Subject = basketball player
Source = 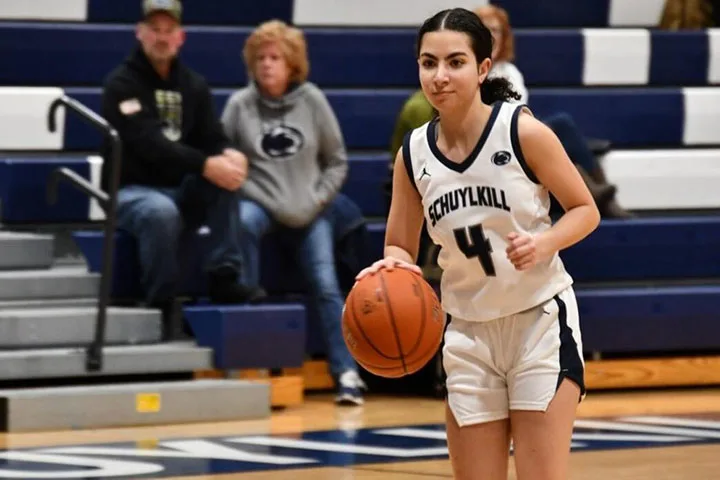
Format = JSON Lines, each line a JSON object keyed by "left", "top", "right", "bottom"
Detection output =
{"left": 356, "top": 8, "right": 599, "bottom": 480}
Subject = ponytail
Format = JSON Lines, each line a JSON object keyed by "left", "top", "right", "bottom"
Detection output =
{"left": 480, "top": 76, "right": 521, "bottom": 104}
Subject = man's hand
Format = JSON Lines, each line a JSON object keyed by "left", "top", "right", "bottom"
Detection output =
{"left": 202, "top": 155, "right": 246, "bottom": 191}
{"left": 223, "top": 148, "right": 248, "bottom": 172}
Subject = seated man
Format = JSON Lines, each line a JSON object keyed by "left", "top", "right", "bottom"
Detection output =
{"left": 101, "top": 0, "right": 263, "bottom": 337}
{"left": 221, "top": 20, "right": 366, "bottom": 406}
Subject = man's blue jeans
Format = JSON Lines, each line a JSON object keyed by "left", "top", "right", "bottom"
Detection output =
{"left": 238, "top": 198, "right": 356, "bottom": 379}
{"left": 116, "top": 175, "right": 243, "bottom": 305}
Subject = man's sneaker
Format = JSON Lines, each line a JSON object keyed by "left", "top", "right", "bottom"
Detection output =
{"left": 335, "top": 370, "right": 367, "bottom": 406}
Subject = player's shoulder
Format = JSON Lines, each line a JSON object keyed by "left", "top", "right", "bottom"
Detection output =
{"left": 406, "top": 118, "right": 435, "bottom": 144}
{"left": 399, "top": 120, "right": 435, "bottom": 167}
{"left": 515, "top": 106, "right": 553, "bottom": 145}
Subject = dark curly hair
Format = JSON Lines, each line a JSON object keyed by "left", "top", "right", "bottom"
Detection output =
{"left": 416, "top": 8, "right": 521, "bottom": 105}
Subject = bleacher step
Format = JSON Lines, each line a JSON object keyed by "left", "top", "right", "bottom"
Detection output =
{"left": 0, "top": 231, "right": 54, "bottom": 270}
{"left": 0, "top": 379, "right": 270, "bottom": 432}
{"left": 0, "top": 297, "right": 97, "bottom": 309}
{"left": 0, "top": 267, "right": 98, "bottom": 300}
{"left": 0, "top": 343, "right": 212, "bottom": 380}
{"left": 0, "top": 306, "right": 161, "bottom": 348}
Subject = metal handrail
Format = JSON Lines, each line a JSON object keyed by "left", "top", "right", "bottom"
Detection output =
{"left": 47, "top": 95, "right": 122, "bottom": 372}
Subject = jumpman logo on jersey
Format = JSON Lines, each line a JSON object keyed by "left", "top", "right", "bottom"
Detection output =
{"left": 418, "top": 166, "right": 431, "bottom": 181}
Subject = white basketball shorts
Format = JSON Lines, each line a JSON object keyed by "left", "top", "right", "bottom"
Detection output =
{"left": 443, "top": 286, "right": 585, "bottom": 427}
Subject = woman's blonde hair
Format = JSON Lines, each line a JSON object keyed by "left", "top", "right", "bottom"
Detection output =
{"left": 243, "top": 20, "right": 310, "bottom": 84}
{"left": 474, "top": 5, "right": 515, "bottom": 62}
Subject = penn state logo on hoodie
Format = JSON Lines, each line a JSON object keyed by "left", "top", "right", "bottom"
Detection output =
{"left": 259, "top": 122, "right": 305, "bottom": 158}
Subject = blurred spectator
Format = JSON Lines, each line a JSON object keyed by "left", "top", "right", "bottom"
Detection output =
{"left": 221, "top": 20, "right": 366, "bottom": 406}
{"left": 101, "top": 0, "right": 263, "bottom": 339}
{"left": 660, "top": 0, "right": 715, "bottom": 28}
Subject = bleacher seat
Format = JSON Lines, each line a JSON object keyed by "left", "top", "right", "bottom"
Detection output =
{"left": 291, "top": 0, "right": 668, "bottom": 28}
{"left": 34, "top": 0, "right": 664, "bottom": 29}
{"left": 491, "top": 0, "right": 667, "bottom": 28}
{"left": 70, "top": 217, "right": 720, "bottom": 358}
{"left": 0, "top": 153, "right": 390, "bottom": 223}
{"left": 1, "top": 25, "right": 718, "bottom": 88}
{"left": 0, "top": 155, "right": 102, "bottom": 224}
{"left": 57, "top": 86, "right": 720, "bottom": 151}
{"left": 4, "top": 0, "right": 663, "bottom": 28}
{"left": 365, "top": 218, "right": 720, "bottom": 284}
{"left": 70, "top": 215, "right": 720, "bottom": 297}
{"left": 86, "top": 0, "right": 294, "bottom": 26}
{"left": 4, "top": 149, "right": 720, "bottom": 225}
{"left": 578, "top": 284, "right": 720, "bottom": 354}
{"left": 184, "top": 303, "right": 307, "bottom": 370}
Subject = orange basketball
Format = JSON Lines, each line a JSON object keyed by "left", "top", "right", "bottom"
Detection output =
{"left": 342, "top": 267, "right": 445, "bottom": 378}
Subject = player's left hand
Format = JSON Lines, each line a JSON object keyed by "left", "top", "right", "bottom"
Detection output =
{"left": 505, "top": 231, "right": 549, "bottom": 271}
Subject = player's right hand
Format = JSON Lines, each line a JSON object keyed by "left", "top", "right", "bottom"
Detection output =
{"left": 355, "top": 256, "right": 422, "bottom": 281}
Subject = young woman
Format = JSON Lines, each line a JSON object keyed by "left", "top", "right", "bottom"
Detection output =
{"left": 357, "top": 8, "right": 600, "bottom": 480}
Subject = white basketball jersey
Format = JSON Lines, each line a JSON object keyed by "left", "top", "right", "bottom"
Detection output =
{"left": 404, "top": 101, "right": 573, "bottom": 323}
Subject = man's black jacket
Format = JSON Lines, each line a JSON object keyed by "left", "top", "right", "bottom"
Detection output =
{"left": 101, "top": 45, "right": 229, "bottom": 189}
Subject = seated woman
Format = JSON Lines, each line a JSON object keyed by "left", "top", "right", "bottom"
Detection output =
{"left": 221, "top": 20, "right": 366, "bottom": 406}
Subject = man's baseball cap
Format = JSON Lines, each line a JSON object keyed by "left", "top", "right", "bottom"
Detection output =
{"left": 142, "top": 0, "right": 182, "bottom": 22}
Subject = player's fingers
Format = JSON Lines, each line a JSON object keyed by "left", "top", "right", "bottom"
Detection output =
{"left": 511, "top": 235, "right": 533, "bottom": 249}
{"left": 354, "top": 266, "right": 375, "bottom": 280}
{"left": 516, "top": 260, "right": 535, "bottom": 271}
{"left": 506, "top": 235, "right": 530, "bottom": 254}
{"left": 396, "top": 261, "right": 423, "bottom": 275}
{"left": 355, "top": 259, "right": 388, "bottom": 279}
{"left": 514, "top": 255, "right": 536, "bottom": 271}
{"left": 507, "top": 244, "right": 535, "bottom": 261}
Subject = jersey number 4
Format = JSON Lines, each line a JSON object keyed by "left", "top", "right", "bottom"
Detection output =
{"left": 453, "top": 224, "right": 496, "bottom": 276}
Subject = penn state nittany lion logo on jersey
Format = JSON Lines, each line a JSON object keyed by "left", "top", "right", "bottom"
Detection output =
{"left": 491, "top": 150, "right": 512, "bottom": 166}
{"left": 259, "top": 124, "right": 304, "bottom": 158}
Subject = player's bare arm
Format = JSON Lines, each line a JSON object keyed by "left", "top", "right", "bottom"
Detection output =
{"left": 507, "top": 111, "right": 600, "bottom": 270}
{"left": 385, "top": 149, "right": 425, "bottom": 262}
{"left": 356, "top": 149, "right": 424, "bottom": 279}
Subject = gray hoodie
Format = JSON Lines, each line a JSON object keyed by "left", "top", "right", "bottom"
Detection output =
{"left": 221, "top": 81, "right": 348, "bottom": 228}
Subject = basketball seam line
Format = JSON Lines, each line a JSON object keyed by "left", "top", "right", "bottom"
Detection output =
{"left": 350, "top": 281, "right": 397, "bottom": 361}
{"left": 404, "top": 273, "right": 427, "bottom": 358}
{"left": 379, "top": 270, "right": 408, "bottom": 374}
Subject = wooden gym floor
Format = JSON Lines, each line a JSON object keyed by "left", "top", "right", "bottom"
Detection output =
{"left": 1, "top": 386, "right": 719, "bottom": 479}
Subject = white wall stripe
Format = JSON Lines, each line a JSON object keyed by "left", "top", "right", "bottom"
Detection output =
{"left": 708, "top": 29, "right": 720, "bottom": 84}
{"left": 293, "top": 0, "right": 488, "bottom": 26}
{"left": 582, "top": 29, "right": 650, "bottom": 85}
{"left": 683, "top": 87, "right": 720, "bottom": 145}
{"left": 604, "top": 148, "right": 720, "bottom": 210}
{"left": 0, "top": 87, "right": 65, "bottom": 150}
{"left": 0, "top": 0, "right": 87, "bottom": 21}
{"left": 87, "top": 155, "right": 106, "bottom": 222}
{"left": 608, "top": 0, "right": 666, "bottom": 26}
